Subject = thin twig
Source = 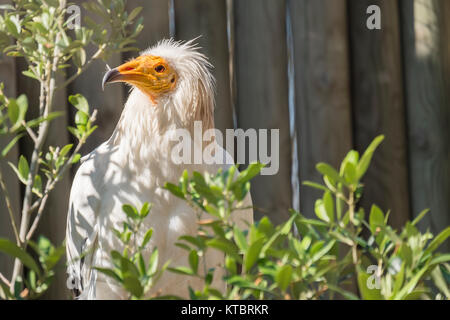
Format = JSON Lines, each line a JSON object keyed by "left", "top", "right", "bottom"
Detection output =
{"left": 20, "top": 120, "right": 38, "bottom": 143}
{"left": 0, "top": 271, "right": 10, "bottom": 287}
{"left": 56, "top": 45, "right": 106, "bottom": 90}
{"left": 26, "top": 193, "right": 48, "bottom": 242}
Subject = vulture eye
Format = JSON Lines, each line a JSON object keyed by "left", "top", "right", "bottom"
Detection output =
{"left": 155, "top": 65, "right": 165, "bottom": 73}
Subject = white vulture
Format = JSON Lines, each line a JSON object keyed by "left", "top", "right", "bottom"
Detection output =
{"left": 66, "top": 39, "right": 253, "bottom": 299}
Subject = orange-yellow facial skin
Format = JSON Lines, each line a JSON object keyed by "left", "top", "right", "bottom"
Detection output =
{"left": 115, "top": 55, "right": 177, "bottom": 104}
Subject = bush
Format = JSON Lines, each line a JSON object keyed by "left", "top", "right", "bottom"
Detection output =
{"left": 0, "top": 0, "right": 142, "bottom": 299}
{"left": 97, "top": 136, "right": 450, "bottom": 300}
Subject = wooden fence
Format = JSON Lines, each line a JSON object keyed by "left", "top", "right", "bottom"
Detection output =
{"left": 0, "top": 0, "right": 449, "bottom": 299}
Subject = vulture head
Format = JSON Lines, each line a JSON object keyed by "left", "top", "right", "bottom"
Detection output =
{"left": 103, "top": 39, "right": 215, "bottom": 134}
{"left": 100, "top": 39, "right": 217, "bottom": 166}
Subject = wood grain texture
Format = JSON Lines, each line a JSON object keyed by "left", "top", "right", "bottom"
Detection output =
{"left": 0, "top": 55, "right": 21, "bottom": 279}
{"left": 69, "top": 0, "right": 125, "bottom": 158}
{"left": 400, "top": 0, "right": 450, "bottom": 250}
{"left": 38, "top": 73, "right": 71, "bottom": 299}
{"left": 348, "top": 0, "right": 410, "bottom": 229}
{"left": 290, "top": 0, "right": 353, "bottom": 218}
{"left": 174, "top": 0, "right": 234, "bottom": 134}
{"left": 234, "top": 0, "right": 292, "bottom": 225}
{"left": 124, "top": 0, "right": 171, "bottom": 55}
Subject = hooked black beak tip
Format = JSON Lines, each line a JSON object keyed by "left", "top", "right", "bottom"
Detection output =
{"left": 102, "top": 68, "right": 120, "bottom": 91}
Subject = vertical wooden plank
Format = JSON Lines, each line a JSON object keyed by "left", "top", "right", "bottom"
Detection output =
{"left": 290, "top": 0, "right": 353, "bottom": 218}
{"left": 400, "top": 0, "right": 450, "bottom": 250}
{"left": 348, "top": 0, "right": 410, "bottom": 229}
{"left": 0, "top": 55, "right": 21, "bottom": 280}
{"left": 174, "top": 0, "right": 234, "bottom": 134}
{"left": 124, "top": 0, "right": 170, "bottom": 57}
{"left": 38, "top": 73, "right": 71, "bottom": 299}
{"left": 234, "top": 0, "right": 292, "bottom": 225}
{"left": 69, "top": 0, "right": 125, "bottom": 156}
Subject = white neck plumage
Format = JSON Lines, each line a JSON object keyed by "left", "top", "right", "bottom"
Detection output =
{"left": 110, "top": 84, "right": 215, "bottom": 168}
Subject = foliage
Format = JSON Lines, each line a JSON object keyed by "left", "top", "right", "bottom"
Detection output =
{"left": 99, "top": 136, "right": 450, "bottom": 300}
{"left": 0, "top": 0, "right": 142, "bottom": 299}
{"left": 0, "top": 235, "right": 64, "bottom": 299}
{"left": 94, "top": 203, "right": 169, "bottom": 300}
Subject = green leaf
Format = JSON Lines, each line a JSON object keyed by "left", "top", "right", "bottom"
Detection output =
{"left": 225, "top": 165, "right": 236, "bottom": 190}
{"left": 356, "top": 135, "right": 384, "bottom": 180}
{"left": 120, "top": 256, "right": 140, "bottom": 278}
{"left": 75, "top": 110, "right": 88, "bottom": 126}
{"left": 314, "top": 199, "right": 329, "bottom": 223}
{"left": 311, "top": 239, "right": 336, "bottom": 263}
{"left": 22, "top": 70, "right": 40, "bottom": 81}
{"left": 0, "top": 238, "right": 41, "bottom": 277}
{"left": 188, "top": 250, "right": 199, "bottom": 274}
{"left": 141, "top": 229, "right": 153, "bottom": 248}
{"left": 15, "top": 94, "right": 28, "bottom": 127}
{"left": 59, "top": 144, "right": 73, "bottom": 157}
{"left": 411, "top": 209, "right": 430, "bottom": 226}
{"left": 148, "top": 249, "right": 159, "bottom": 276}
{"left": 429, "top": 254, "right": 450, "bottom": 266}
{"left": 431, "top": 266, "right": 450, "bottom": 299}
{"left": 342, "top": 161, "right": 357, "bottom": 184}
{"left": 68, "top": 94, "right": 89, "bottom": 113}
{"left": 136, "top": 252, "right": 146, "bottom": 276}
{"left": 275, "top": 265, "right": 292, "bottom": 292}
{"left": 302, "top": 181, "right": 329, "bottom": 192}
{"left": 316, "top": 162, "right": 346, "bottom": 186}
{"left": 393, "top": 266, "right": 428, "bottom": 300}
{"left": 340, "top": 150, "right": 359, "bottom": 175}
{"left": 233, "top": 226, "right": 248, "bottom": 252}
{"left": 123, "top": 276, "right": 143, "bottom": 298}
{"left": 225, "top": 256, "right": 237, "bottom": 275}
{"left": 323, "top": 191, "right": 334, "bottom": 223}
{"left": 5, "top": 16, "right": 20, "bottom": 37}
{"left": 233, "top": 162, "right": 264, "bottom": 186}
{"left": 26, "top": 112, "right": 63, "bottom": 128}
{"left": 7, "top": 98, "right": 19, "bottom": 125}
{"left": 244, "top": 237, "right": 265, "bottom": 272}
{"left": 369, "top": 204, "right": 385, "bottom": 234}
{"left": 122, "top": 204, "right": 139, "bottom": 220}
{"left": 127, "top": 7, "right": 142, "bottom": 22}
{"left": 71, "top": 153, "right": 81, "bottom": 164}
{"left": 357, "top": 267, "right": 383, "bottom": 300}
{"left": 18, "top": 155, "right": 29, "bottom": 183}
{"left": 206, "top": 238, "right": 240, "bottom": 261}
{"left": 327, "top": 284, "right": 359, "bottom": 300}
{"left": 94, "top": 267, "right": 122, "bottom": 283}
{"left": 391, "top": 262, "right": 406, "bottom": 298}
{"left": 140, "top": 202, "right": 151, "bottom": 218}
{"left": 424, "top": 227, "right": 450, "bottom": 256}
{"left": 1, "top": 133, "right": 24, "bottom": 158}
{"left": 43, "top": 245, "right": 65, "bottom": 271}
{"left": 32, "top": 174, "right": 42, "bottom": 196}
{"left": 262, "top": 213, "right": 298, "bottom": 254}
{"left": 164, "top": 182, "right": 185, "bottom": 199}
{"left": 168, "top": 266, "right": 194, "bottom": 276}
